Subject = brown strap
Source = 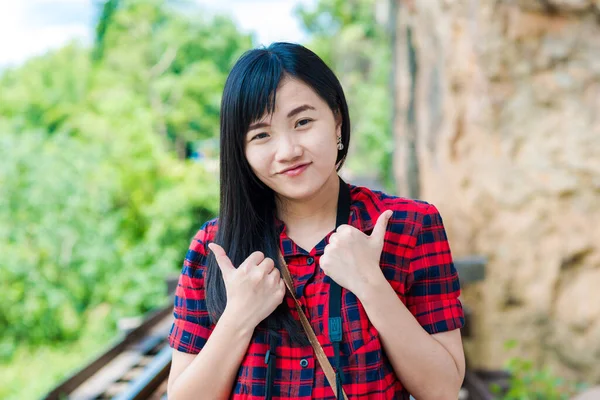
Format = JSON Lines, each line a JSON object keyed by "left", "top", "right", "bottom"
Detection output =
{"left": 279, "top": 253, "right": 349, "bottom": 400}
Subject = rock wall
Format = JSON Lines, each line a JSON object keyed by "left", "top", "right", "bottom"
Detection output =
{"left": 392, "top": 0, "right": 600, "bottom": 383}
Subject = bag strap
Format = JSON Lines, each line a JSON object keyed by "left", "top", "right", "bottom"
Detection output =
{"left": 329, "top": 178, "right": 351, "bottom": 399}
{"left": 279, "top": 256, "right": 349, "bottom": 400}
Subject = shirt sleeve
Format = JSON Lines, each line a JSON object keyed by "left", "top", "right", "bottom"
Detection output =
{"left": 168, "top": 221, "right": 215, "bottom": 354}
{"left": 405, "top": 204, "right": 465, "bottom": 334}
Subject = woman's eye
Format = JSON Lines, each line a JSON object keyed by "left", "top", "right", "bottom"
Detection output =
{"left": 295, "top": 118, "right": 312, "bottom": 128}
{"left": 251, "top": 132, "right": 269, "bottom": 141}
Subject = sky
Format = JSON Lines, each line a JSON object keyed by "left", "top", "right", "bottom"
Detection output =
{"left": 0, "top": 0, "right": 317, "bottom": 67}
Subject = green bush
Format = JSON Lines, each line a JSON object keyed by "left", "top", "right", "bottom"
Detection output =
{"left": 0, "top": 123, "right": 218, "bottom": 358}
{"left": 0, "top": 0, "right": 254, "bottom": 357}
{"left": 491, "top": 340, "right": 588, "bottom": 399}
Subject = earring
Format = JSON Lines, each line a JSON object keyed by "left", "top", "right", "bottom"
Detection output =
{"left": 337, "top": 136, "right": 344, "bottom": 151}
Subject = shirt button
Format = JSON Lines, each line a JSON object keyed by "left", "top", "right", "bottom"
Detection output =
{"left": 306, "top": 257, "right": 314, "bottom": 265}
{"left": 300, "top": 358, "right": 309, "bottom": 368}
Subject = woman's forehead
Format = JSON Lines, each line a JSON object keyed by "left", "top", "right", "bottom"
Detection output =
{"left": 271, "top": 79, "right": 324, "bottom": 112}
{"left": 246, "top": 76, "right": 331, "bottom": 126}
{"left": 277, "top": 76, "right": 311, "bottom": 93}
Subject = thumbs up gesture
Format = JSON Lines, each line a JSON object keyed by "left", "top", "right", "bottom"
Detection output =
{"left": 320, "top": 210, "right": 393, "bottom": 299}
{"left": 207, "top": 244, "right": 286, "bottom": 330}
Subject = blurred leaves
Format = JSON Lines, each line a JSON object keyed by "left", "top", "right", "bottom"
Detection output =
{"left": 489, "top": 340, "right": 588, "bottom": 399}
{"left": 0, "top": 0, "right": 252, "bottom": 357}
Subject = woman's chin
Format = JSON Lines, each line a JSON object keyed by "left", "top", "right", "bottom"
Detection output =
{"left": 274, "top": 175, "right": 336, "bottom": 202}
{"left": 275, "top": 183, "right": 316, "bottom": 201}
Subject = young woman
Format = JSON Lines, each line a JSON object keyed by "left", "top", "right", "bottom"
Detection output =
{"left": 167, "top": 42, "right": 465, "bottom": 400}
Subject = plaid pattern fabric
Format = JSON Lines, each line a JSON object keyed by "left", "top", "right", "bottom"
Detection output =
{"left": 168, "top": 183, "right": 464, "bottom": 399}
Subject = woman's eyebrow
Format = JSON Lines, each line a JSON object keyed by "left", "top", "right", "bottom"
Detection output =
{"left": 248, "top": 105, "right": 316, "bottom": 131}
{"left": 248, "top": 121, "right": 270, "bottom": 131}
{"left": 287, "top": 104, "right": 315, "bottom": 118}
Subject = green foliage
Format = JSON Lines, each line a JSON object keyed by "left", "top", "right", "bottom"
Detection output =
{"left": 93, "top": 0, "right": 252, "bottom": 146}
{"left": 295, "top": 0, "right": 394, "bottom": 190}
{"left": 0, "top": 0, "right": 254, "bottom": 358}
{"left": 93, "top": 0, "right": 121, "bottom": 61}
{"left": 490, "top": 340, "right": 588, "bottom": 400}
{"left": 0, "top": 44, "right": 90, "bottom": 134}
{"left": 0, "top": 120, "right": 218, "bottom": 356}
{"left": 296, "top": 0, "right": 382, "bottom": 39}
{"left": 0, "top": 305, "right": 116, "bottom": 400}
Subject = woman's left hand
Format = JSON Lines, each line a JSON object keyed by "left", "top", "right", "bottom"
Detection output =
{"left": 320, "top": 210, "right": 393, "bottom": 298}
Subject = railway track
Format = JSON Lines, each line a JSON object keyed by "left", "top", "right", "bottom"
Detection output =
{"left": 44, "top": 260, "right": 509, "bottom": 400}
{"left": 44, "top": 305, "right": 173, "bottom": 400}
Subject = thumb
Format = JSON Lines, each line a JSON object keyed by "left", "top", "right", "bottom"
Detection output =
{"left": 370, "top": 210, "right": 392, "bottom": 244}
{"left": 208, "top": 243, "right": 235, "bottom": 277}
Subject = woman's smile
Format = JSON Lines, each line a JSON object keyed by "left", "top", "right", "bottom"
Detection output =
{"left": 278, "top": 162, "right": 311, "bottom": 177}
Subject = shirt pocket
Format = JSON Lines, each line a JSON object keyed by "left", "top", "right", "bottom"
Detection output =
{"left": 231, "top": 378, "right": 251, "bottom": 398}
{"left": 345, "top": 329, "right": 384, "bottom": 377}
{"left": 341, "top": 290, "right": 379, "bottom": 354}
{"left": 342, "top": 330, "right": 393, "bottom": 398}
{"left": 232, "top": 338, "right": 268, "bottom": 398}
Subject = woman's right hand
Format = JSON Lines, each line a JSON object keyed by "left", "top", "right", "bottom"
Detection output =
{"left": 208, "top": 243, "right": 286, "bottom": 330}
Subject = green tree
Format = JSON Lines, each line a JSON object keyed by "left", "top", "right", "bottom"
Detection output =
{"left": 0, "top": 0, "right": 252, "bottom": 356}
{"left": 91, "top": 0, "right": 252, "bottom": 158}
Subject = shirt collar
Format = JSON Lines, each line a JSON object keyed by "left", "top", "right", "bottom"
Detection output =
{"left": 348, "top": 183, "right": 384, "bottom": 234}
{"left": 275, "top": 182, "right": 383, "bottom": 250}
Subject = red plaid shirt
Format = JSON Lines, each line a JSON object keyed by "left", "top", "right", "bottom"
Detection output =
{"left": 169, "top": 183, "right": 464, "bottom": 399}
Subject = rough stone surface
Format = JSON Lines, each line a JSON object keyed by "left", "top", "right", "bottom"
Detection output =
{"left": 393, "top": 0, "right": 600, "bottom": 384}
{"left": 571, "top": 387, "right": 600, "bottom": 400}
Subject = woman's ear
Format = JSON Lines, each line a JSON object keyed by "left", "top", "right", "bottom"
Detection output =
{"left": 334, "top": 111, "right": 342, "bottom": 136}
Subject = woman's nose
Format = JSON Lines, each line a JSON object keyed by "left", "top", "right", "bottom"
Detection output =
{"left": 275, "top": 133, "right": 302, "bottom": 161}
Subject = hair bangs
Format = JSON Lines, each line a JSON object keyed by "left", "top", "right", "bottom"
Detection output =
{"left": 238, "top": 52, "right": 284, "bottom": 134}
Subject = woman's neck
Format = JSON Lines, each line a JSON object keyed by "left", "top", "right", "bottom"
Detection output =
{"left": 276, "top": 172, "right": 340, "bottom": 234}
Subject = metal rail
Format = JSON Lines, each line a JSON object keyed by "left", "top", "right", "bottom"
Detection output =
{"left": 43, "top": 305, "right": 173, "bottom": 400}
{"left": 112, "top": 344, "right": 172, "bottom": 400}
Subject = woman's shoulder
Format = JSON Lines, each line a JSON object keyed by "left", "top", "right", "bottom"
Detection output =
{"left": 187, "top": 217, "right": 219, "bottom": 255}
{"left": 349, "top": 182, "right": 435, "bottom": 219}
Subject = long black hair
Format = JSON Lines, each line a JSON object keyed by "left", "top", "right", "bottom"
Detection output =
{"left": 205, "top": 42, "right": 351, "bottom": 344}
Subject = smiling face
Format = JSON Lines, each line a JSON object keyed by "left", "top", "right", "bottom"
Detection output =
{"left": 244, "top": 76, "right": 341, "bottom": 201}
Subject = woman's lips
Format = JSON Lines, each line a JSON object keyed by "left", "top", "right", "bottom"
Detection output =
{"left": 280, "top": 163, "right": 310, "bottom": 177}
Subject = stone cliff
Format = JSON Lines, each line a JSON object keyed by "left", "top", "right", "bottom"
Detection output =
{"left": 392, "top": 0, "right": 600, "bottom": 383}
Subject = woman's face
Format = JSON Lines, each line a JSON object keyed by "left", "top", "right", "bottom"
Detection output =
{"left": 244, "top": 77, "right": 341, "bottom": 200}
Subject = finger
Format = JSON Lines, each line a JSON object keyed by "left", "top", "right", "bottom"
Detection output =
{"left": 258, "top": 257, "right": 275, "bottom": 274}
{"left": 242, "top": 251, "right": 265, "bottom": 269}
{"left": 268, "top": 270, "right": 282, "bottom": 289}
{"left": 208, "top": 243, "right": 235, "bottom": 276}
{"left": 277, "top": 279, "right": 286, "bottom": 300}
{"left": 267, "top": 266, "right": 280, "bottom": 279}
{"left": 370, "top": 210, "right": 393, "bottom": 243}
{"left": 336, "top": 224, "right": 356, "bottom": 236}
{"left": 328, "top": 233, "right": 338, "bottom": 245}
